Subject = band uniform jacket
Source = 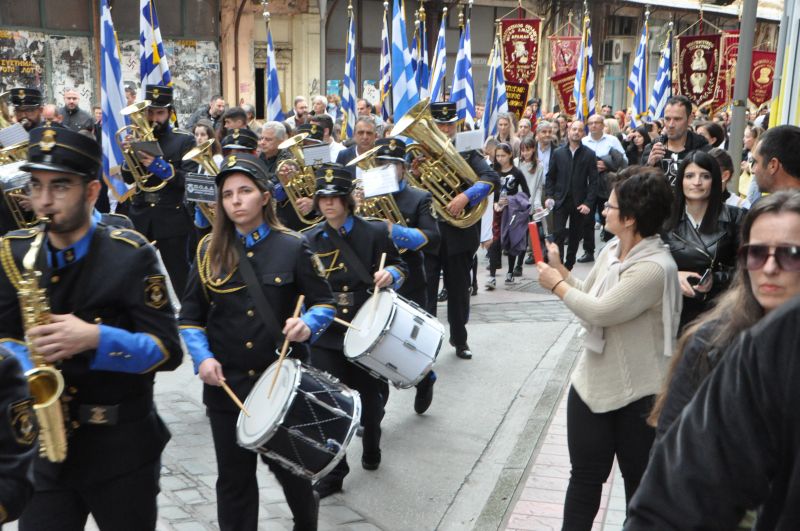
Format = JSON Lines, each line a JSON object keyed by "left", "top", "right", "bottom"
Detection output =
{"left": 180, "top": 230, "right": 336, "bottom": 413}
{"left": 268, "top": 149, "right": 313, "bottom": 232}
{"left": 0, "top": 225, "right": 182, "bottom": 488}
{"left": 304, "top": 216, "right": 407, "bottom": 351}
{"left": 393, "top": 185, "right": 440, "bottom": 298}
{"left": 435, "top": 150, "right": 500, "bottom": 257}
{"left": 121, "top": 126, "right": 196, "bottom": 240}
{"left": 0, "top": 350, "right": 38, "bottom": 525}
{"left": 544, "top": 143, "right": 599, "bottom": 211}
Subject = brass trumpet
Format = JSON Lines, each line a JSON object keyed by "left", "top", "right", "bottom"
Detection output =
{"left": 182, "top": 139, "right": 218, "bottom": 224}
{"left": 116, "top": 100, "right": 167, "bottom": 193}
{"left": 347, "top": 146, "right": 408, "bottom": 230}
{"left": 390, "top": 98, "right": 487, "bottom": 228}
{"left": 275, "top": 133, "right": 322, "bottom": 225}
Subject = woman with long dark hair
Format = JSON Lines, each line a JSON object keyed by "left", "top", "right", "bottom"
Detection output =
{"left": 625, "top": 126, "right": 652, "bottom": 166}
{"left": 663, "top": 150, "right": 745, "bottom": 330}
{"left": 491, "top": 143, "right": 530, "bottom": 284}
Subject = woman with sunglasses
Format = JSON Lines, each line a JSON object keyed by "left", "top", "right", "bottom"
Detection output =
{"left": 663, "top": 150, "right": 745, "bottom": 331}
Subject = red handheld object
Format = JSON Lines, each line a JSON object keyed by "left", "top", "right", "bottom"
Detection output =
{"left": 528, "top": 221, "right": 544, "bottom": 263}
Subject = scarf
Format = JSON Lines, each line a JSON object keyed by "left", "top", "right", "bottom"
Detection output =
{"left": 581, "top": 235, "right": 682, "bottom": 357}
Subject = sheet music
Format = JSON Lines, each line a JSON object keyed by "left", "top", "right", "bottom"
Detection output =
{"left": 361, "top": 165, "right": 399, "bottom": 198}
{"left": 0, "top": 124, "right": 29, "bottom": 149}
{"left": 302, "top": 144, "right": 332, "bottom": 167}
{"left": 455, "top": 129, "right": 484, "bottom": 152}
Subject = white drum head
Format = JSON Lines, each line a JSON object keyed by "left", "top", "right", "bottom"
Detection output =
{"left": 237, "top": 359, "right": 299, "bottom": 448}
{"left": 344, "top": 290, "right": 395, "bottom": 358}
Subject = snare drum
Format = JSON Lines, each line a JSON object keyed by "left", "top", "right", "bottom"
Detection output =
{"left": 343, "top": 289, "right": 444, "bottom": 388}
{"left": 236, "top": 358, "right": 361, "bottom": 481}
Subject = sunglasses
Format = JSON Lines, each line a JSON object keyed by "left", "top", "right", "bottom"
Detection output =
{"left": 738, "top": 244, "right": 800, "bottom": 271}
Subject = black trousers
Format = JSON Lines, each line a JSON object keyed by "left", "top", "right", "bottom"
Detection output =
{"left": 563, "top": 387, "right": 655, "bottom": 531}
{"left": 581, "top": 198, "right": 606, "bottom": 254}
{"left": 553, "top": 203, "right": 589, "bottom": 269}
{"left": 424, "top": 249, "right": 473, "bottom": 347}
{"left": 309, "top": 346, "right": 385, "bottom": 480}
{"left": 18, "top": 459, "right": 160, "bottom": 531}
{"left": 207, "top": 409, "right": 317, "bottom": 531}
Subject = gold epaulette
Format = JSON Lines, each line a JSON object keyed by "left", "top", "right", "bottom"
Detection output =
{"left": 109, "top": 228, "right": 148, "bottom": 248}
{"left": 3, "top": 228, "right": 38, "bottom": 239}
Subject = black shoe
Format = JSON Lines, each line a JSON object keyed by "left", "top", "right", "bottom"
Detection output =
{"left": 513, "top": 266, "right": 523, "bottom": 277}
{"left": 362, "top": 451, "right": 381, "bottom": 471}
{"left": 314, "top": 476, "right": 343, "bottom": 499}
{"left": 577, "top": 253, "right": 595, "bottom": 263}
{"left": 414, "top": 372, "right": 436, "bottom": 414}
{"left": 437, "top": 288, "right": 448, "bottom": 302}
{"left": 471, "top": 281, "right": 478, "bottom": 296}
{"left": 294, "top": 490, "right": 320, "bottom": 531}
{"left": 456, "top": 345, "right": 473, "bottom": 359}
{"left": 524, "top": 254, "right": 534, "bottom": 265}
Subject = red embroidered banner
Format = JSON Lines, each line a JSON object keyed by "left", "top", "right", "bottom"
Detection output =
{"left": 548, "top": 35, "right": 581, "bottom": 76}
{"left": 501, "top": 19, "right": 541, "bottom": 85}
{"left": 749, "top": 51, "right": 777, "bottom": 107}
{"left": 676, "top": 34, "right": 721, "bottom": 108}
{"left": 550, "top": 68, "right": 577, "bottom": 116}
{"left": 712, "top": 31, "right": 739, "bottom": 111}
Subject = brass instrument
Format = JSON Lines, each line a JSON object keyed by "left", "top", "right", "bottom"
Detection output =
{"left": 347, "top": 145, "right": 408, "bottom": 233}
{"left": 115, "top": 100, "right": 167, "bottom": 193}
{"left": 18, "top": 221, "right": 68, "bottom": 462}
{"left": 0, "top": 90, "right": 11, "bottom": 129}
{"left": 390, "top": 98, "right": 487, "bottom": 228}
{"left": 182, "top": 139, "right": 218, "bottom": 223}
{"left": 275, "top": 133, "right": 323, "bottom": 225}
{"left": 0, "top": 140, "right": 29, "bottom": 164}
{"left": 0, "top": 160, "right": 37, "bottom": 229}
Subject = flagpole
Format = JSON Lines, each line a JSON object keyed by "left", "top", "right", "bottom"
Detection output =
{"left": 261, "top": 1, "right": 271, "bottom": 121}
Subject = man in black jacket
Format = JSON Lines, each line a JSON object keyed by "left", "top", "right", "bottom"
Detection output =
{"left": 544, "top": 120, "right": 599, "bottom": 270}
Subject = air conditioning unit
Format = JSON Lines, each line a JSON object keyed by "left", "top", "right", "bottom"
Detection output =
{"left": 601, "top": 39, "right": 624, "bottom": 64}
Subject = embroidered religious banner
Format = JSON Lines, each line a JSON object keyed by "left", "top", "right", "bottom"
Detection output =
{"left": 501, "top": 18, "right": 541, "bottom": 85}
{"left": 712, "top": 31, "right": 739, "bottom": 111}
{"left": 749, "top": 51, "right": 777, "bottom": 107}
{"left": 505, "top": 81, "right": 530, "bottom": 119}
{"left": 676, "top": 34, "right": 721, "bottom": 108}
{"left": 548, "top": 35, "right": 581, "bottom": 76}
{"left": 550, "top": 68, "right": 577, "bottom": 116}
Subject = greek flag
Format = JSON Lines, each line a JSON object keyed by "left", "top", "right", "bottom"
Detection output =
{"left": 572, "top": 14, "right": 596, "bottom": 123}
{"left": 391, "top": 0, "right": 419, "bottom": 119}
{"left": 648, "top": 28, "right": 673, "bottom": 120}
{"left": 450, "top": 18, "right": 475, "bottom": 128}
{"left": 265, "top": 26, "right": 285, "bottom": 122}
{"left": 342, "top": 5, "right": 358, "bottom": 139}
{"left": 483, "top": 37, "right": 509, "bottom": 140}
{"left": 379, "top": 4, "right": 392, "bottom": 121}
{"left": 100, "top": 0, "right": 133, "bottom": 202}
{"left": 415, "top": 13, "right": 430, "bottom": 100}
{"left": 139, "top": 0, "right": 171, "bottom": 93}
{"left": 628, "top": 18, "right": 649, "bottom": 127}
{"left": 428, "top": 8, "right": 447, "bottom": 102}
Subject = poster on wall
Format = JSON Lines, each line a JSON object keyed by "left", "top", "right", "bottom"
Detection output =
{"left": 48, "top": 35, "right": 93, "bottom": 106}
{"left": 0, "top": 30, "right": 47, "bottom": 94}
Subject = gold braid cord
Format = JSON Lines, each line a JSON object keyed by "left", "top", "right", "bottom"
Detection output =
{"left": 196, "top": 236, "right": 243, "bottom": 294}
{"left": 0, "top": 238, "right": 24, "bottom": 291}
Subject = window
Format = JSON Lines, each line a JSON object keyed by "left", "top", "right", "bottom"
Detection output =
{"left": 184, "top": 0, "right": 218, "bottom": 38}
{"left": 44, "top": 0, "right": 91, "bottom": 31}
{"left": 0, "top": 3, "right": 41, "bottom": 27}
{"left": 110, "top": 0, "right": 219, "bottom": 39}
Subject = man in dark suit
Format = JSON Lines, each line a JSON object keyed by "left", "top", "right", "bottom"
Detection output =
{"left": 544, "top": 120, "right": 599, "bottom": 270}
{"left": 335, "top": 116, "right": 378, "bottom": 179}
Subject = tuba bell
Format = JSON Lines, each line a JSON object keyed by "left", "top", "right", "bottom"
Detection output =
{"left": 115, "top": 100, "right": 167, "bottom": 193}
{"left": 390, "top": 98, "right": 487, "bottom": 228}
{"left": 274, "top": 133, "right": 323, "bottom": 225}
{"left": 347, "top": 146, "right": 408, "bottom": 234}
{"left": 182, "top": 139, "right": 218, "bottom": 224}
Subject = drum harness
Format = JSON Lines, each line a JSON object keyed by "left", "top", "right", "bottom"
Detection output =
{"left": 323, "top": 225, "right": 377, "bottom": 308}
{"left": 234, "top": 239, "right": 284, "bottom": 347}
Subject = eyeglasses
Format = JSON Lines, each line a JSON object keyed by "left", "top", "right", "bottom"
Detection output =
{"left": 26, "top": 181, "right": 78, "bottom": 199}
{"left": 738, "top": 244, "right": 800, "bottom": 271}
{"left": 603, "top": 202, "right": 620, "bottom": 210}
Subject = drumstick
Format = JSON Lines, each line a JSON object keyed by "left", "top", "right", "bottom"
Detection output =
{"left": 269, "top": 295, "right": 305, "bottom": 398}
{"left": 371, "top": 252, "right": 387, "bottom": 314}
{"left": 334, "top": 317, "right": 360, "bottom": 331}
{"left": 220, "top": 380, "right": 251, "bottom": 417}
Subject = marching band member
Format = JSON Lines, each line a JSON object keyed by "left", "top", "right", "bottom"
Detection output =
{"left": 179, "top": 153, "right": 335, "bottom": 531}
{"left": 412, "top": 101, "right": 499, "bottom": 360}
{"left": 0, "top": 126, "right": 183, "bottom": 530}
{"left": 9, "top": 88, "right": 44, "bottom": 131}
{"left": 371, "top": 137, "right": 441, "bottom": 413}
{"left": 120, "top": 85, "right": 196, "bottom": 298}
{"left": 272, "top": 123, "right": 325, "bottom": 231}
{"left": 304, "top": 164, "right": 407, "bottom": 498}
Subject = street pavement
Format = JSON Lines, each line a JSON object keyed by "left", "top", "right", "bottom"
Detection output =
{"left": 9, "top": 248, "right": 607, "bottom": 531}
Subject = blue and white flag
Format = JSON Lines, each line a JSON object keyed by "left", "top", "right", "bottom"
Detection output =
{"left": 265, "top": 26, "right": 285, "bottom": 122}
{"left": 391, "top": 0, "right": 419, "bottom": 119}
{"left": 628, "top": 17, "right": 649, "bottom": 127}
{"left": 428, "top": 8, "right": 447, "bottom": 102}
{"left": 415, "top": 12, "right": 430, "bottom": 100}
{"left": 482, "top": 37, "right": 509, "bottom": 140}
{"left": 342, "top": 5, "right": 358, "bottom": 139}
{"left": 450, "top": 17, "right": 475, "bottom": 128}
{"left": 139, "top": 0, "right": 171, "bottom": 94}
{"left": 572, "top": 14, "right": 596, "bottom": 123}
{"left": 649, "top": 27, "right": 673, "bottom": 120}
{"left": 101, "top": 0, "right": 133, "bottom": 202}
{"left": 379, "top": 3, "right": 392, "bottom": 121}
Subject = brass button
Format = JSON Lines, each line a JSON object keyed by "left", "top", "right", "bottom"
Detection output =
{"left": 246, "top": 309, "right": 254, "bottom": 317}
{"left": 71, "top": 420, "right": 80, "bottom": 429}
{"left": 51, "top": 275, "right": 60, "bottom": 283}
{"left": 342, "top": 308, "right": 349, "bottom": 314}
{"left": 67, "top": 386, "right": 77, "bottom": 394}
{"left": 342, "top": 285, "right": 348, "bottom": 292}
{"left": 149, "top": 203, "right": 155, "bottom": 207}
{"left": 246, "top": 251, "right": 254, "bottom": 258}
{"left": 245, "top": 341, "right": 253, "bottom": 349}
{"left": 94, "top": 317, "right": 102, "bottom": 324}
{"left": 248, "top": 369, "right": 256, "bottom": 376}
{"left": 274, "top": 277, "right": 281, "bottom": 283}
{"left": 176, "top": 205, "right": 181, "bottom": 210}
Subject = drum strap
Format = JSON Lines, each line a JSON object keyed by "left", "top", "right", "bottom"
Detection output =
{"left": 324, "top": 224, "right": 375, "bottom": 285}
{"left": 235, "top": 239, "right": 284, "bottom": 346}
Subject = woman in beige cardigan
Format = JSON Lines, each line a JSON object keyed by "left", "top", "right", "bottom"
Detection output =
{"left": 537, "top": 168, "right": 682, "bottom": 530}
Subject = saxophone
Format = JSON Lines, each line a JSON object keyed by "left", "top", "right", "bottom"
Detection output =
{"left": 18, "top": 221, "right": 68, "bottom": 462}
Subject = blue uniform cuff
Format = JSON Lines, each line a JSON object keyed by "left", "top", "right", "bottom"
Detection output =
{"left": 180, "top": 327, "right": 214, "bottom": 374}
{"left": 299, "top": 306, "right": 335, "bottom": 345}
{"left": 465, "top": 182, "right": 491, "bottom": 206}
{"left": 391, "top": 224, "right": 427, "bottom": 251}
{"left": 194, "top": 207, "right": 211, "bottom": 228}
{"left": 146, "top": 156, "right": 174, "bottom": 180}
{"left": 273, "top": 183, "right": 288, "bottom": 202}
{"left": 93, "top": 324, "right": 168, "bottom": 373}
{"left": 0, "top": 340, "right": 32, "bottom": 372}
{"left": 386, "top": 266, "right": 404, "bottom": 290}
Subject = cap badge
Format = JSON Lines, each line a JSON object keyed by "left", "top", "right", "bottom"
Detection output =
{"left": 227, "top": 155, "right": 237, "bottom": 167}
{"left": 325, "top": 169, "right": 334, "bottom": 183}
{"left": 232, "top": 130, "right": 240, "bottom": 139}
{"left": 40, "top": 129, "right": 57, "bottom": 152}
{"left": 311, "top": 124, "right": 318, "bottom": 134}
{"left": 152, "top": 88, "right": 160, "bottom": 98}
{"left": 17, "top": 89, "right": 26, "bottom": 99}
{"left": 388, "top": 140, "right": 397, "bottom": 151}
